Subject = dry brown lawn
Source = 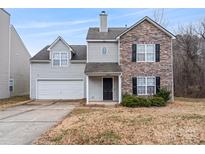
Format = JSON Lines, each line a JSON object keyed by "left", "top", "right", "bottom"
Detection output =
{"left": 0, "top": 95, "right": 30, "bottom": 110}
{"left": 35, "top": 98, "right": 205, "bottom": 145}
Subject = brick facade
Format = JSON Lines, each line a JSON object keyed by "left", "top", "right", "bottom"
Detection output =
{"left": 120, "top": 20, "right": 173, "bottom": 99}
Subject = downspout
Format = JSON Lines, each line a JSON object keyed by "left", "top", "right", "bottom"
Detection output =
{"left": 117, "top": 37, "right": 122, "bottom": 103}
{"left": 171, "top": 38, "right": 174, "bottom": 102}
{"left": 8, "top": 25, "right": 11, "bottom": 97}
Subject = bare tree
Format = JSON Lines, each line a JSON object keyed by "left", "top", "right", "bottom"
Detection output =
{"left": 197, "top": 19, "right": 205, "bottom": 40}
{"left": 173, "top": 23, "right": 205, "bottom": 97}
{"left": 153, "top": 9, "right": 169, "bottom": 27}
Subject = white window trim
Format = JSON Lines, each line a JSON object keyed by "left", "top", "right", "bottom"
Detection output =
{"left": 52, "top": 51, "right": 69, "bottom": 67}
{"left": 137, "top": 76, "right": 156, "bottom": 95}
{"left": 136, "top": 44, "right": 155, "bottom": 62}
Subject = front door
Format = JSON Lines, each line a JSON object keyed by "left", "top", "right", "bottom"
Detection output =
{"left": 103, "top": 78, "right": 113, "bottom": 100}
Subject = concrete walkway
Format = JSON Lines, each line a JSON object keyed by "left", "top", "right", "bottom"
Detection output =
{"left": 0, "top": 101, "right": 75, "bottom": 145}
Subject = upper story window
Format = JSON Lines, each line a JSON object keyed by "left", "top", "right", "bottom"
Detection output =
{"left": 136, "top": 44, "right": 155, "bottom": 62}
{"left": 52, "top": 52, "right": 68, "bottom": 67}
{"left": 101, "top": 47, "right": 107, "bottom": 55}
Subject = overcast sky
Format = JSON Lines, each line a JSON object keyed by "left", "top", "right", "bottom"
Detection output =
{"left": 6, "top": 8, "right": 205, "bottom": 56}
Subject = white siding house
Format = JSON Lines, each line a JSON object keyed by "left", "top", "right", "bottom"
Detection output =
{"left": 0, "top": 9, "right": 10, "bottom": 99}
{"left": 30, "top": 11, "right": 174, "bottom": 104}
{"left": 0, "top": 9, "right": 30, "bottom": 99}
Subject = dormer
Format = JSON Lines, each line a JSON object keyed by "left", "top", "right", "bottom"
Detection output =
{"left": 30, "top": 36, "right": 86, "bottom": 64}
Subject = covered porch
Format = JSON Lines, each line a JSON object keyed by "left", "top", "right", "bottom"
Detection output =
{"left": 85, "top": 63, "right": 122, "bottom": 104}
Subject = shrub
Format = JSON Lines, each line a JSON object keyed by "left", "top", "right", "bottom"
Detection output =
{"left": 121, "top": 95, "right": 166, "bottom": 108}
{"left": 121, "top": 94, "right": 136, "bottom": 107}
{"left": 150, "top": 96, "right": 166, "bottom": 106}
{"left": 122, "top": 95, "right": 151, "bottom": 107}
{"left": 155, "top": 88, "right": 171, "bottom": 102}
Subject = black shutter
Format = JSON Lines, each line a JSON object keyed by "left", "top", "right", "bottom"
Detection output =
{"left": 156, "top": 76, "right": 160, "bottom": 93}
{"left": 132, "top": 77, "right": 137, "bottom": 95}
{"left": 132, "top": 44, "right": 136, "bottom": 62}
{"left": 155, "top": 44, "right": 160, "bottom": 62}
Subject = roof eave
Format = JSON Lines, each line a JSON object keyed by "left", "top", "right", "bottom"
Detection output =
{"left": 70, "top": 60, "right": 86, "bottom": 63}
{"left": 85, "top": 72, "right": 122, "bottom": 76}
{"left": 86, "top": 39, "right": 117, "bottom": 42}
{"left": 30, "top": 60, "right": 51, "bottom": 63}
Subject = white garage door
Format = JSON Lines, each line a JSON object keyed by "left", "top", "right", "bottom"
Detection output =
{"left": 37, "top": 80, "right": 84, "bottom": 99}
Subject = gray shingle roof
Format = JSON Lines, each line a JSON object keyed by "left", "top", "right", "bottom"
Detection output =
{"left": 30, "top": 45, "right": 50, "bottom": 61}
{"left": 85, "top": 63, "right": 122, "bottom": 74}
{"left": 86, "top": 27, "right": 127, "bottom": 40}
{"left": 70, "top": 45, "right": 87, "bottom": 60}
{"left": 30, "top": 45, "right": 86, "bottom": 62}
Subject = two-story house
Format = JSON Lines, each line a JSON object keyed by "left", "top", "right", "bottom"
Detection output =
{"left": 0, "top": 9, "right": 30, "bottom": 99}
{"left": 30, "top": 11, "right": 175, "bottom": 104}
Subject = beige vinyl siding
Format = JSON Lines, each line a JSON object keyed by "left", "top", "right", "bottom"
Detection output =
{"left": 10, "top": 26, "right": 30, "bottom": 96}
{"left": 87, "top": 42, "right": 118, "bottom": 62}
{"left": 0, "top": 9, "right": 10, "bottom": 99}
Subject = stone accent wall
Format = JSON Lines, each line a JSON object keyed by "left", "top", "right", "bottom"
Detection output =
{"left": 120, "top": 20, "right": 173, "bottom": 99}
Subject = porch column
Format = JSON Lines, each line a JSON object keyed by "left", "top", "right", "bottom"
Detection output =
{"left": 118, "top": 74, "right": 122, "bottom": 104}
{"left": 86, "top": 75, "right": 89, "bottom": 104}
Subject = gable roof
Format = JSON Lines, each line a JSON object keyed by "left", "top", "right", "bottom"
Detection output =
{"left": 116, "top": 16, "right": 175, "bottom": 39}
{"left": 47, "top": 36, "right": 75, "bottom": 53}
{"left": 30, "top": 45, "right": 87, "bottom": 62}
{"left": 86, "top": 27, "right": 127, "bottom": 40}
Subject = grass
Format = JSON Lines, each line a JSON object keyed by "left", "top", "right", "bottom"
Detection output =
{"left": 175, "top": 97, "right": 205, "bottom": 102}
{"left": 35, "top": 98, "right": 205, "bottom": 145}
{"left": 0, "top": 95, "right": 30, "bottom": 109}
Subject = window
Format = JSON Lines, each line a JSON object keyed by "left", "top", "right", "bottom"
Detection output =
{"left": 102, "top": 47, "right": 107, "bottom": 55}
{"left": 52, "top": 52, "right": 68, "bottom": 67}
{"left": 9, "top": 79, "right": 14, "bottom": 92}
{"left": 136, "top": 44, "right": 155, "bottom": 62}
{"left": 137, "top": 76, "right": 155, "bottom": 95}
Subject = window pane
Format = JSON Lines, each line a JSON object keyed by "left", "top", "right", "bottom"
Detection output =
{"left": 137, "top": 86, "right": 146, "bottom": 95}
{"left": 102, "top": 47, "right": 107, "bottom": 55}
{"left": 147, "top": 77, "right": 155, "bottom": 86}
{"left": 147, "top": 86, "right": 155, "bottom": 95}
{"left": 53, "top": 53, "right": 60, "bottom": 59}
{"left": 137, "top": 44, "right": 145, "bottom": 53}
{"left": 53, "top": 59, "right": 60, "bottom": 66}
{"left": 137, "top": 53, "right": 145, "bottom": 61}
{"left": 147, "top": 53, "right": 155, "bottom": 62}
{"left": 61, "top": 59, "right": 68, "bottom": 65}
{"left": 137, "top": 77, "right": 146, "bottom": 85}
{"left": 147, "top": 44, "right": 155, "bottom": 53}
{"left": 61, "top": 53, "right": 67, "bottom": 59}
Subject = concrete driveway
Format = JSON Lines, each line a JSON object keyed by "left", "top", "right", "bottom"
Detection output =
{"left": 0, "top": 101, "right": 76, "bottom": 145}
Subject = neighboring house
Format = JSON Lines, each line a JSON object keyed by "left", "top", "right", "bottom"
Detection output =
{"left": 30, "top": 11, "right": 175, "bottom": 103}
{"left": 0, "top": 9, "right": 30, "bottom": 99}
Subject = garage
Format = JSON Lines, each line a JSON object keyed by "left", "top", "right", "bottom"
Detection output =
{"left": 37, "top": 79, "right": 84, "bottom": 99}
